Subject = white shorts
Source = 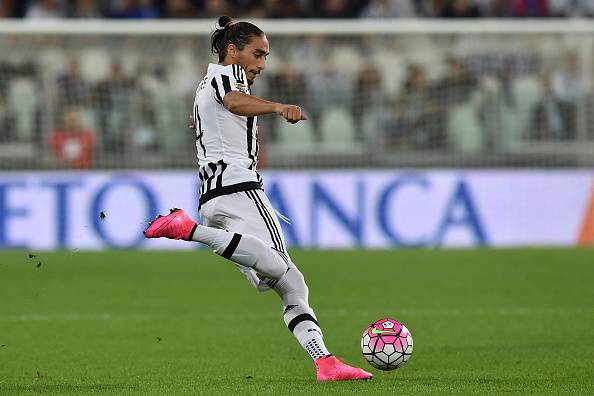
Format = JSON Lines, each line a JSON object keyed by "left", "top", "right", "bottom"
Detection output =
{"left": 199, "top": 189, "right": 294, "bottom": 291}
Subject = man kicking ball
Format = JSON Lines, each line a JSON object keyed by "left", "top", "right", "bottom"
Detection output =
{"left": 144, "top": 16, "right": 372, "bottom": 381}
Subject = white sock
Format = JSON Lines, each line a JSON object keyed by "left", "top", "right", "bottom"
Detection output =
{"left": 287, "top": 306, "right": 330, "bottom": 360}
{"left": 274, "top": 268, "right": 331, "bottom": 360}
{"left": 191, "top": 225, "right": 288, "bottom": 279}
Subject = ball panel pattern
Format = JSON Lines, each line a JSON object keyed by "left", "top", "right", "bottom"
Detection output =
{"left": 361, "top": 318, "right": 413, "bottom": 371}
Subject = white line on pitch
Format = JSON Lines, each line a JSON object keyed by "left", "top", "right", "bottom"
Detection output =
{"left": 1, "top": 307, "right": 592, "bottom": 322}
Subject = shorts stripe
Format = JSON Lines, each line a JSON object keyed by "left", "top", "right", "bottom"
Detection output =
{"left": 246, "top": 190, "right": 282, "bottom": 251}
{"left": 251, "top": 191, "right": 286, "bottom": 253}
{"left": 251, "top": 191, "right": 283, "bottom": 250}
{"left": 273, "top": 247, "right": 289, "bottom": 266}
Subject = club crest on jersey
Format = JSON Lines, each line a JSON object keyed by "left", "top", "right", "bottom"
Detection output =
{"left": 236, "top": 83, "right": 248, "bottom": 93}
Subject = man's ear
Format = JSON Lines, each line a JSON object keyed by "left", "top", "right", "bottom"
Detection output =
{"left": 227, "top": 43, "right": 238, "bottom": 60}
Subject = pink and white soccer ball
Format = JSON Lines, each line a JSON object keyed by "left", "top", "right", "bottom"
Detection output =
{"left": 361, "top": 318, "right": 413, "bottom": 371}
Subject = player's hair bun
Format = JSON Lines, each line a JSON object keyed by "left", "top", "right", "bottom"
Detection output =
{"left": 218, "top": 15, "right": 233, "bottom": 29}
{"left": 211, "top": 16, "right": 263, "bottom": 62}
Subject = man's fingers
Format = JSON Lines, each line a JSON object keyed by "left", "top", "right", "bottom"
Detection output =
{"left": 280, "top": 105, "right": 307, "bottom": 123}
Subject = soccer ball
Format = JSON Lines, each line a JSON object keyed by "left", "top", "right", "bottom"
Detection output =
{"left": 361, "top": 318, "right": 413, "bottom": 371}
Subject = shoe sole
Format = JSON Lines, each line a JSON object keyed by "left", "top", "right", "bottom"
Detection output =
{"left": 317, "top": 377, "right": 373, "bottom": 381}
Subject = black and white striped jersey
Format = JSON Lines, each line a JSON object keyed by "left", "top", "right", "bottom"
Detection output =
{"left": 193, "top": 63, "right": 262, "bottom": 206}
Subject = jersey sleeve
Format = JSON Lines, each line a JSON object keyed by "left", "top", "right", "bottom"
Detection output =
{"left": 210, "top": 64, "right": 249, "bottom": 104}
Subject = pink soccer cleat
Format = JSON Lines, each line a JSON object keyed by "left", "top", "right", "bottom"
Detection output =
{"left": 315, "top": 356, "right": 373, "bottom": 381}
{"left": 144, "top": 208, "right": 197, "bottom": 241}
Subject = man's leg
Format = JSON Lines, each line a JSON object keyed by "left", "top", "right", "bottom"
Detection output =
{"left": 245, "top": 190, "right": 372, "bottom": 380}
{"left": 273, "top": 266, "right": 330, "bottom": 360}
{"left": 192, "top": 225, "right": 288, "bottom": 280}
{"left": 144, "top": 208, "right": 288, "bottom": 280}
{"left": 144, "top": 192, "right": 372, "bottom": 380}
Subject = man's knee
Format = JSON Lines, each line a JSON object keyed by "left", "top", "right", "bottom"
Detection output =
{"left": 275, "top": 267, "right": 309, "bottom": 306}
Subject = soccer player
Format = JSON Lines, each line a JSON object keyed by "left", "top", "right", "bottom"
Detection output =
{"left": 144, "top": 16, "right": 372, "bottom": 381}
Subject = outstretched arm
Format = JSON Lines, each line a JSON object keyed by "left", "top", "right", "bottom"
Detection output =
{"left": 223, "top": 91, "right": 308, "bottom": 123}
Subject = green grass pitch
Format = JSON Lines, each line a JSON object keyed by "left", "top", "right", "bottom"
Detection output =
{"left": 1, "top": 248, "right": 593, "bottom": 395}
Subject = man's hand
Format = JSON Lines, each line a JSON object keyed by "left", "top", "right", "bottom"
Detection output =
{"left": 276, "top": 104, "right": 308, "bottom": 124}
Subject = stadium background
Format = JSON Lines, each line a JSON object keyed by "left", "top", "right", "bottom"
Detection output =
{"left": 1, "top": 1, "right": 593, "bottom": 395}
{"left": 1, "top": 1, "right": 594, "bottom": 249}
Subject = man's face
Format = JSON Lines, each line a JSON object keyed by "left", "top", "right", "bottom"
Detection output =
{"left": 233, "top": 35, "right": 269, "bottom": 85}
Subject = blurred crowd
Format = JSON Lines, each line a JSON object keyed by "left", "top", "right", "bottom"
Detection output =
{"left": 0, "top": 55, "right": 185, "bottom": 168}
{"left": 1, "top": 0, "right": 594, "bottom": 19}
{"left": 263, "top": 49, "right": 593, "bottom": 152}
{"left": 1, "top": 0, "right": 593, "bottom": 169}
{"left": 1, "top": 30, "right": 593, "bottom": 169}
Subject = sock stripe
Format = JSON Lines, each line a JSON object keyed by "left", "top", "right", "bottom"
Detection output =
{"left": 189, "top": 223, "right": 198, "bottom": 240}
{"left": 287, "top": 313, "right": 319, "bottom": 333}
{"left": 265, "top": 278, "right": 278, "bottom": 288}
{"left": 221, "top": 233, "right": 242, "bottom": 259}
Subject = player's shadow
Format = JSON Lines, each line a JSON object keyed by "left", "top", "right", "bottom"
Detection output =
{"left": 0, "top": 383, "right": 131, "bottom": 394}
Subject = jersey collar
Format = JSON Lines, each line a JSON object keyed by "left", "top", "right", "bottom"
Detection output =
{"left": 208, "top": 63, "right": 227, "bottom": 73}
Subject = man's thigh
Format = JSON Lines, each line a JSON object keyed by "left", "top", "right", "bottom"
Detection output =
{"left": 201, "top": 190, "right": 286, "bottom": 253}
